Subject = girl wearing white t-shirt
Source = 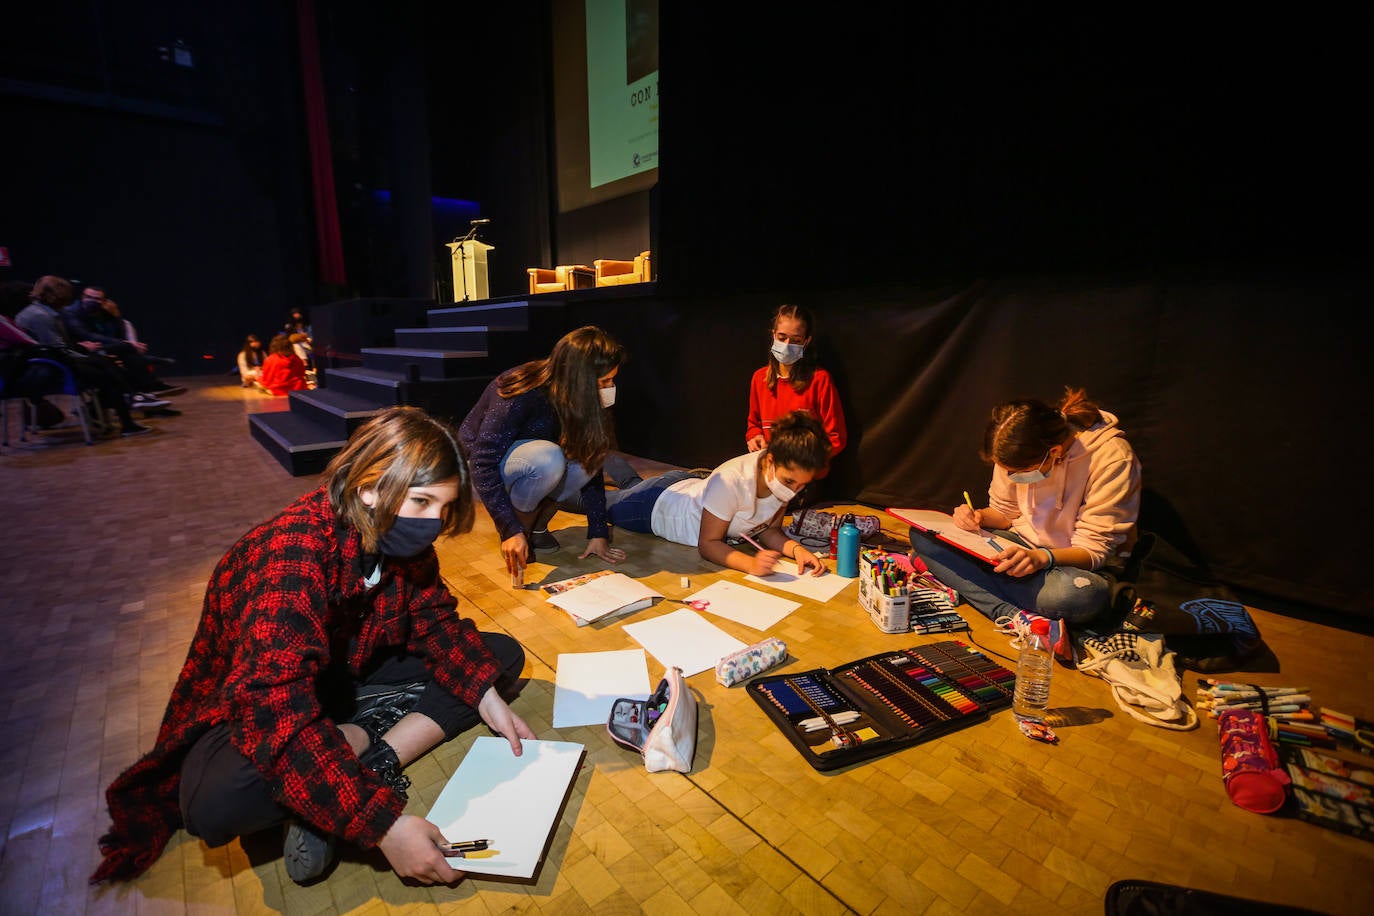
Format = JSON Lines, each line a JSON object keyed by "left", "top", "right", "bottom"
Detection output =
{"left": 606, "top": 411, "right": 831, "bottom": 577}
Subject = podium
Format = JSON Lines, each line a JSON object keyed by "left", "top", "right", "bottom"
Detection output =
{"left": 447, "top": 239, "right": 494, "bottom": 302}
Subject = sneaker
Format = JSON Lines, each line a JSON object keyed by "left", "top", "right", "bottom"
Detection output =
{"left": 529, "top": 529, "right": 561, "bottom": 552}
{"left": 129, "top": 393, "right": 172, "bottom": 410}
{"left": 120, "top": 423, "right": 154, "bottom": 437}
{"left": 283, "top": 820, "right": 336, "bottom": 884}
{"left": 996, "top": 610, "right": 1074, "bottom": 665}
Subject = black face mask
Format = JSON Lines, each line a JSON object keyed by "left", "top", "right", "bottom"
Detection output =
{"left": 377, "top": 516, "right": 443, "bottom": 557}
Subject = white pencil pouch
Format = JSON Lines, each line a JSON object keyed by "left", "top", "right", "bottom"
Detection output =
{"left": 607, "top": 666, "right": 698, "bottom": 773}
{"left": 715, "top": 637, "right": 789, "bottom": 687}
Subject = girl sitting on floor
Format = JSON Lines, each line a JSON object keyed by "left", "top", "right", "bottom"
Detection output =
{"left": 258, "top": 332, "right": 309, "bottom": 395}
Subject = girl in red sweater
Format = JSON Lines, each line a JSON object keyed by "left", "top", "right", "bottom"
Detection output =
{"left": 259, "top": 332, "right": 309, "bottom": 395}
{"left": 745, "top": 304, "right": 847, "bottom": 464}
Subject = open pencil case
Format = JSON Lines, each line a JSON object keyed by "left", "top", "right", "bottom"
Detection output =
{"left": 747, "top": 640, "right": 1015, "bottom": 771}
{"left": 607, "top": 666, "right": 698, "bottom": 773}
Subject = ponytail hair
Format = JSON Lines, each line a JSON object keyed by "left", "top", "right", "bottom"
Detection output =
{"left": 765, "top": 410, "right": 831, "bottom": 473}
{"left": 981, "top": 386, "right": 1105, "bottom": 468}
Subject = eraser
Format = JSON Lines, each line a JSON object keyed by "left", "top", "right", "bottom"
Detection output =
{"left": 680, "top": 576, "right": 690, "bottom": 588}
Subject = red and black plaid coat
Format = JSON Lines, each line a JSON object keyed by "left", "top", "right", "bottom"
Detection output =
{"left": 90, "top": 487, "right": 501, "bottom": 883}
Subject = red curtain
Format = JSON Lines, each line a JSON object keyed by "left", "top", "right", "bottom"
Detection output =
{"left": 296, "top": 0, "right": 346, "bottom": 287}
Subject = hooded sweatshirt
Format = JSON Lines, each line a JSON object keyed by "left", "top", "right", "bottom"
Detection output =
{"left": 986, "top": 410, "right": 1141, "bottom": 569}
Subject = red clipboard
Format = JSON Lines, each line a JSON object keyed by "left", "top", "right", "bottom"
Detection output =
{"left": 885, "top": 508, "right": 1011, "bottom": 565}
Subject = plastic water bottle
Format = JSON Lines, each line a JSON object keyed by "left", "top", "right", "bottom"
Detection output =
{"left": 836, "top": 514, "right": 860, "bottom": 578}
{"left": 1013, "top": 618, "right": 1053, "bottom": 721}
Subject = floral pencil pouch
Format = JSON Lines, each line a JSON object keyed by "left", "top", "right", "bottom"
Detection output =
{"left": 716, "top": 637, "right": 789, "bottom": 687}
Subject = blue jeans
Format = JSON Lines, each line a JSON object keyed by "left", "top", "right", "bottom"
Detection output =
{"left": 909, "top": 528, "right": 1110, "bottom": 623}
{"left": 605, "top": 470, "right": 699, "bottom": 533}
{"left": 499, "top": 439, "right": 594, "bottom": 511}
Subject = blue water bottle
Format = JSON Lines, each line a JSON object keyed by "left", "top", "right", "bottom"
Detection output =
{"left": 836, "top": 514, "right": 860, "bottom": 578}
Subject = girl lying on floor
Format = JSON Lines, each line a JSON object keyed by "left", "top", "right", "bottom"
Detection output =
{"left": 604, "top": 410, "right": 831, "bottom": 577}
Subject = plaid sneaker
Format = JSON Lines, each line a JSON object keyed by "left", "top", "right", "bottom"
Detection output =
{"left": 995, "top": 610, "right": 1075, "bottom": 665}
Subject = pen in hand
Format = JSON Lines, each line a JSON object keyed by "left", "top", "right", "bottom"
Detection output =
{"left": 738, "top": 531, "right": 770, "bottom": 553}
{"left": 440, "top": 839, "right": 495, "bottom": 857}
{"left": 961, "top": 491, "right": 985, "bottom": 534}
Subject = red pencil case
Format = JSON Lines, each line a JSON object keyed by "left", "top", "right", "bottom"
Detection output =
{"left": 1216, "top": 707, "right": 1291, "bottom": 813}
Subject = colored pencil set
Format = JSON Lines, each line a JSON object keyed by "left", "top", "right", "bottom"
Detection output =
{"left": 748, "top": 640, "right": 1014, "bottom": 771}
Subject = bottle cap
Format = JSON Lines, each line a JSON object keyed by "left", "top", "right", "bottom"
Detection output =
{"left": 1031, "top": 618, "right": 1052, "bottom": 636}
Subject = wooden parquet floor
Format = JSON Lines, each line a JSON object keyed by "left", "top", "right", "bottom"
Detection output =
{"left": 2, "top": 376, "right": 1372, "bottom": 914}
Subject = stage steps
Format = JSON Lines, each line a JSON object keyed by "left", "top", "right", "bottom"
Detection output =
{"left": 249, "top": 298, "right": 567, "bottom": 476}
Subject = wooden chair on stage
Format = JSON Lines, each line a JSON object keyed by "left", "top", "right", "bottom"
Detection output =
{"left": 527, "top": 265, "right": 595, "bottom": 294}
{"left": 593, "top": 250, "right": 652, "bottom": 286}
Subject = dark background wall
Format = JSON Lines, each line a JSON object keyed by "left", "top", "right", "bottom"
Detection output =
{"left": 3, "top": 3, "right": 1367, "bottom": 617}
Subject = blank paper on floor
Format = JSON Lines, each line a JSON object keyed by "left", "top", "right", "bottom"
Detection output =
{"left": 744, "top": 560, "right": 856, "bottom": 604}
{"left": 622, "top": 608, "right": 747, "bottom": 676}
{"left": 553, "top": 649, "right": 650, "bottom": 727}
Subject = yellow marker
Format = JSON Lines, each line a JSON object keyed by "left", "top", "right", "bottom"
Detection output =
{"left": 452, "top": 849, "right": 499, "bottom": 859}
{"left": 963, "top": 490, "right": 975, "bottom": 512}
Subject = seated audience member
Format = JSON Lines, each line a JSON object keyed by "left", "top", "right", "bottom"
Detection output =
{"left": 1, "top": 280, "right": 66, "bottom": 428}
{"left": 61, "top": 287, "right": 183, "bottom": 397}
{"left": 284, "top": 307, "right": 313, "bottom": 368}
{"left": 602, "top": 410, "right": 830, "bottom": 577}
{"left": 13, "top": 276, "right": 153, "bottom": 436}
{"left": 259, "top": 332, "right": 309, "bottom": 395}
{"left": 236, "top": 335, "right": 266, "bottom": 388}
{"left": 909, "top": 386, "right": 1141, "bottom": 661}
{"left": 95, "top": 295, "right": 175, "bottom": 369}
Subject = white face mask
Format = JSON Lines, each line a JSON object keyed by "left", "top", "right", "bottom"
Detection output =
{"left": 765, "top": 463, "right": 797, "bottom": 502}
{"left": 599, "top": 384, "right": 616, "bottom": 408}
{"left": 1007, "top": 449, "right": 1053, "bottom": 485}
{"left": 770, "top": 340, "right": 804, "bottom": 366}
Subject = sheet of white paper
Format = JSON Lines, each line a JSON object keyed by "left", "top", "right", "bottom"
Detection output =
{"left": 622, "top": 608, "right": 747, "bottom": 676}
{"left": 744, "top": 560, "right": 856, "bottom": 603}
{"left": 546, "top": 572, "right": 662, "bottom": 623}
{"left": 552, "top": 649, "right": 650, "bottom": 727}
{"left": 427, "top": 737, "right": 585, "bottom": 879}
{"left": 681, "top": 579, "right": 802, "bottom": 630}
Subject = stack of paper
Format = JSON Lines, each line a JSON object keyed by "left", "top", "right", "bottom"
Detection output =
{"left": 544, "top": 571, "right": 662, "bottom": 626}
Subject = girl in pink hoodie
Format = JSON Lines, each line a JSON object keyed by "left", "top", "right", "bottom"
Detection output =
{"left": 911, "top": 387, "right": 1141, "bottom": 635}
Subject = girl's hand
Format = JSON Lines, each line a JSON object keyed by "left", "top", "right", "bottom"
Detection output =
{"left": 478, "top": 686, "right": 536, "bottom": 757}
{"left": 746, "top": 435, "right": 766, "bottom": 452}
{"left": 952, "top": 504, "right": 983, "bottom": 532}
{"left": 992, "top": 545, "right": 1049, "bottom": 578}
{"left": 579, "top": 538, "right": 626, "bottom": 564}
{"left": 378, "top": 815, "right": 463, "bottom": 884}
{"left": 793, "top": 546, "right": 826, "bottom": 576}
{"left": 749, "top": 549, "right": 782, "bottom": 577}
{"left": 500, "top": 532, "right": 529, "bottom": 575}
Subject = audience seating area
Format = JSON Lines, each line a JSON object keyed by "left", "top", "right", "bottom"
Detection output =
{"left": 0, "top": 357, "right": 101, "bottom": 448}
